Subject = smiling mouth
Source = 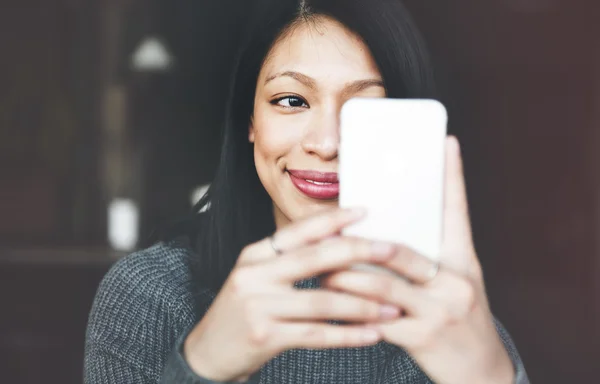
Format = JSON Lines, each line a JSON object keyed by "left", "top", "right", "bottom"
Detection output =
{"left": 286, "top": 169, "right": 340, "bottom": 200}
{"left": 305, "top": 180, "right": 334, "bottom": 185}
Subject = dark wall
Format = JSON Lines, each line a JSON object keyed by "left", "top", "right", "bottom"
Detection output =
{"left": 409, "top": 0, "right": 600, "bottom": 382}
{"left": 0, "top": 261, "right": 110, "bottom": 383}
{"left": 0, "top": 0, "right": 104, "bottom": 246}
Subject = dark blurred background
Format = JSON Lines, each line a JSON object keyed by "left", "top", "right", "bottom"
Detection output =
{"left": 1, "top": 0, "right": 598, "bottom": 382}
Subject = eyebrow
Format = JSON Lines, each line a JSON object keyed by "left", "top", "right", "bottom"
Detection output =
{"left": 266, "top": 71, "right": 317, "bottom": 89}
{"left": 344, "top": 79, "right": 386, "bottom": 95}
{"left": 264, "top": 71, "right": 385, "bottom": 94}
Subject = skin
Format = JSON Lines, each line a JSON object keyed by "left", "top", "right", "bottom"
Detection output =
{"left": 184, "top": 15, "right": 514, "bottom": 384}
{"left": 250, "top": 16, "right": 385, "bottom": 228}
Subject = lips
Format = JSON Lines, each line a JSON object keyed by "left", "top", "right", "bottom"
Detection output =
{"left": 287, "top": 169, "right": 340, "bottom": 200}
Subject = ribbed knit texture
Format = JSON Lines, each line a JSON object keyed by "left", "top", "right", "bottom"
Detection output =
{"left": 84, "top": 240, "right": 529, "bottom": 383}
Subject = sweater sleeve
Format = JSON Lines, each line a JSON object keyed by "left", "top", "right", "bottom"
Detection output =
{"left": 84, "top": 257, "right": 168, "bottom": 382}
{"left": 84, "top": 246, "right": 261, "bottom": 384}
{"left": 84, "top": 247, "right": 213, "bottom": 383}
{"left": 161, "top": 328, "right": 262, "bottom": 384}
{"left": 495, "top": 318, "right": 530, "bottom": 384}
{"left": 84, "top": 252, "right": 185, "bottom": 383}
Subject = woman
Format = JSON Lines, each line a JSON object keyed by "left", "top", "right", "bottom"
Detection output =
{"left": 85, "top": 0, "right": 529, "bottom": 383}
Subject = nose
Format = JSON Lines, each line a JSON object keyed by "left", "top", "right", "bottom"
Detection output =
{"left": 301, "top": 106, "right": 340, "bottom": 161}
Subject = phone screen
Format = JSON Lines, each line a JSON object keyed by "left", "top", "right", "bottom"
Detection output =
{"left": 339, "top": 98, "right": 447, "bottom": 261}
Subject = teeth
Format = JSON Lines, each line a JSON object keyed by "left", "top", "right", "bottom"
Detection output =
{"left": 305, "top": 180, "right": 333, "bottom": 185}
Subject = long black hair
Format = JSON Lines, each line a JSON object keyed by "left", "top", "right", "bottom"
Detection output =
{"left": 177, "top": 0, "right": 437, "bottom": 290}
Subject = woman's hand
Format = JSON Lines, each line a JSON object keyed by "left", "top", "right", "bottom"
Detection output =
{"left": 322, "top": 137, "right": 514, "bottom": 384}
{"left": 183, "top": 208, "right": 403, "bottom": 382}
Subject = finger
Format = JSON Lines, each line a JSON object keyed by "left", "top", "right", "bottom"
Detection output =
{"left": 275, "top": 207, "right": 366, "bottom": 251}
{"left": 265, "top": 237, "right": 395, "bottom": 282}
{"left": 321, "top": 270, "right": 433, "bottom": 316}
{"left": 243, "top": 207, "right": 365, "bottom": 263}
{"left": 274, "top": 323, "right": 382, "bottom": 350}
{"left": 442, "top": 136, "right": 475, "bottom": 269}
{"left": 380, "top": 245, "right": 442, "bottom": 285}
{"left": 265, "top": 291, "right": 400, "bottom": 322}
{"left": 375, "top": 318, "right": 433, "bottom": 349}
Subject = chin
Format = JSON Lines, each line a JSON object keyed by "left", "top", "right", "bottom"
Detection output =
{"left": 292, "top": 198, "right": 339, "bottom": 220}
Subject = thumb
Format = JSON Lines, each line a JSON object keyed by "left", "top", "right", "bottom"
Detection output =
{"left": 441, "top": 136, "right": 477, "bottom": 273}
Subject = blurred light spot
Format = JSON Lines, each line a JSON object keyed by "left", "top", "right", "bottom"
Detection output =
{"left": 108, "top": 198, "right": 139, "bottom": 251}
{"left": 191, "top": 184, "right": 211, "bottom": 212}
{"left": 131, "top": 37, "right": 173, "bottom": 72}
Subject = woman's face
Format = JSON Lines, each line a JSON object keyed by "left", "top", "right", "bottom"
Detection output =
{"left": 251, "top": 16, "right": 385, "bottom": 228}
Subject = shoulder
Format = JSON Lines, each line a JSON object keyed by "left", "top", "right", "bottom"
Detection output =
{"left": 85, "top": 240, "right": 216, "bottom": 379}
{"left": 99, "top": 240, "right": 196, "bottom": 292}
{"left": 89, "top": 239, "right": 215, "bottom": 330}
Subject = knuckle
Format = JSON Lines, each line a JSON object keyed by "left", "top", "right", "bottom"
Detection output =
{"left": 342, "top": 238, "right": 369, "bottom": 259}
{"left": 315, "top": 239, "right": 338, "bottom": 259}
{"left": 244, "top": 298, "right": 271, "bottom": 346}
{"left": 238, "top": 245, "right": 255, "bottom": 262}
{"left": 323, "top": 236, "right": 342, "bottom": 248}
{"left": 247, "top": 320, "right": 271, "bottom": 347}
{"left": 374, "top": 278, "right": 394, "bottom": 296}
{"left": 358, "top": 300, "right": 379, "bottom": 319}
{"left": 430, "top": 297, "right": 453, "bottom": 325}
{"left": 395, "top": 245, "right": 412, "bottom": 261}
{"left": 337, "top": 241, "right": 355, "bottom": 259}
{"left": 448, "top": 278, "right": 476, "bottom": 317}
{"left": 320, "top": 236, "right": 338, "bottom": 246}
{"left": 310, "top": 294, "right": 332, "bottom": 317}
{"left": 242, "top": 297, "right": 263, "bottom": 318}
{"left": 438, "top": 307, "right": 454, "bottom": 325}
{"left": 356, "top": 239, "right": 374, "bottom": 258}
{"left": 398, "top": 248, "right": 419, "bottom": 272}
{"left": 323, "top": 215, "right": 339, "bottom": 231}
{"left": 242, "top": 243, "right": 255, "bottom": 257}
{"left": 416, "top": 323, "right": 438, "bottom": 348}
{"left": 333, "top": 208, "right": 351, "bottom": 223}
{"left": 338, "top": 329, "right": 356, "bottom": 345}
{"left": 314, "top": 238, "right": 348, "bottom": 262}
{"left": 229, "top": 268, "right": 255, "bottom": 294}
{"left": 280, "top": 254, "right": 299, "bottom": 269}
{"left": 456, "top": 280, "right": 476, "bottom": 307}
{"left": 304, "top": 325, "right": 326, "bottom": 343}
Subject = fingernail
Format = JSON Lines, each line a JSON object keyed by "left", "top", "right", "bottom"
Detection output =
{"left": 371, "top": 242, "right": 394, "bottom": 259}
{"left": 448, "top": 135, "right": 461, "bottom": 155}
{"left": 362, "top": 329, "right": 380, "bottom": 343}
{"left": 379, "top": 305, "right": 400, "bottom": 320}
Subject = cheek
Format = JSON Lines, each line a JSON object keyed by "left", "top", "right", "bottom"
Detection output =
{"left": 252, "top": 109, "right": 304, "bottom": 162}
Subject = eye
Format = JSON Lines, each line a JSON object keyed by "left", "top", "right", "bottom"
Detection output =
{"left": 271, "top": 95, "right": 309, "bottom": 109}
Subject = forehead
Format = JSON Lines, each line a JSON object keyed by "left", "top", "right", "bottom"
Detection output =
{"left": 260, "top": 16, "right": 381, "bottom": 82}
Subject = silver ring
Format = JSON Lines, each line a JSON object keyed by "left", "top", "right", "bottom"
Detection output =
{"left": 269, "top": 236, "right": 283, "bottom": 256}
{"left": 423, "top": 262, "right": 440, "bottom": 284}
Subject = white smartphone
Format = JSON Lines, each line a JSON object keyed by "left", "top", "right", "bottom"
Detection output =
{"left": 339, "top": 98, "right": 447, "bottom": 274}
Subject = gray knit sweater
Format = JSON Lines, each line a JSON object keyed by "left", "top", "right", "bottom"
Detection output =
{"left": 84, "top": 240, "right": 529, "bottom": 383}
